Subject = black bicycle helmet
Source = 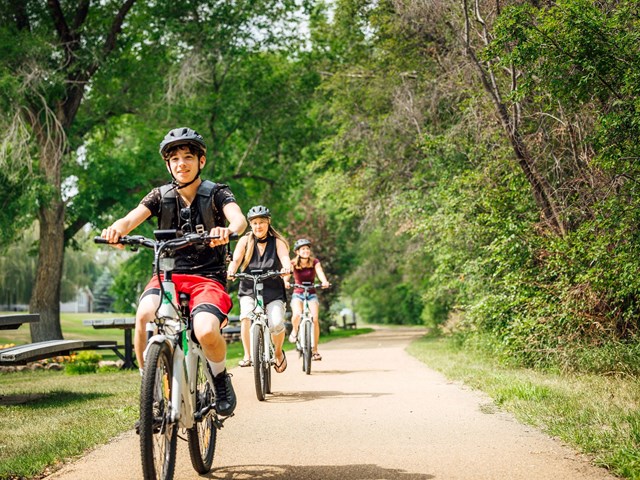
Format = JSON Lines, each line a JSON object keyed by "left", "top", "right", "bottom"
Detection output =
{"left": 294, "top": 238, "right": 312, "bottom": 251}
{"left": 247, "top": 205, "right": 271, "bottom": 220}
{"left": 159, "top": 127, "right": 207, "bottom": 157}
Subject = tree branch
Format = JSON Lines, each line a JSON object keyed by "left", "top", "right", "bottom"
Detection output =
{"left": 72, "top": 0, "right": 91, "bottom": 30}
{"left": 9, "top": 0, "right": 30, "bottom": 31}
{"left": 46, "top": 0, "right": 72, "bottom": 44}
{"left": 102, "top": 0, "right": 137, "bottom": 59}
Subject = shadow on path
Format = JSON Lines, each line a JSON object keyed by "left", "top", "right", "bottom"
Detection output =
{"left": 266, "top": 390, "right": 390, "bottom": 403}
{"left": 205, "top": 464, "right": 434, "bottom": 480}
{"left": 308, "top": 369, "right": 393, "bottom": 375}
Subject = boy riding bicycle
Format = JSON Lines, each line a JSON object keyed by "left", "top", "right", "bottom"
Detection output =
{"left": 100, "top": 127, "right": 247, "bottom": 417}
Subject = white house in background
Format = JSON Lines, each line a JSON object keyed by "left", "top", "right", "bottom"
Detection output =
{"left": 60, "top": 287, "right": 94, "bottom": 313}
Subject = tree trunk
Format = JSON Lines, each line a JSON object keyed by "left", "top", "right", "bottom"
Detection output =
{"left": 29, "top": 122, "right": 66, "bottom": 342}
{"left": 30, "top": 196, "right": 65, "bottom": 341}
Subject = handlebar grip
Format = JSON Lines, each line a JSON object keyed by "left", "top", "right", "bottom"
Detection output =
{"left": 93, "top": 236, "right": 110, "bottom": 244}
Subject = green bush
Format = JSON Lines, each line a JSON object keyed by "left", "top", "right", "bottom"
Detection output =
{"left": 64, "top": 351, "right": 102, "bottom": 375}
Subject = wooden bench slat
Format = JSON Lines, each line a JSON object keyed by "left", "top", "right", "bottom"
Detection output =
{"left": 0, "top": 340, "right": 118, "bottom": 365}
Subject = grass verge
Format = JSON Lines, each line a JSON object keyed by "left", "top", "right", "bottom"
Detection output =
{"left": 0, "top": 369, "right": 140, "bottom": 480}
{"left": 407, "top": 335, "right": 640, "bottom": 480}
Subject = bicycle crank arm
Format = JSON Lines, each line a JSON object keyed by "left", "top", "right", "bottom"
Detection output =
{"left": 194, "top": 403, "right": 213, "bottom": 421}
{"left": 194, "top": 404, "right": 234, "bottom": 428}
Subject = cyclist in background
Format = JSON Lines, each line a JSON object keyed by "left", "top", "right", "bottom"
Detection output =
{"left": 100, "top": 127, "right": 246, "bottom": 417}
{"left": 227, "top": 206, "right": 291, "bottom": 372}
{"left": 286, "top": 238, "right": 330, "bottom": 361}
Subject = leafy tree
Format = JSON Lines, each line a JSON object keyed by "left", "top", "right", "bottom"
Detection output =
{"left": 0, "top": 0, "right": 317, "bottom": 341}
{"left": 92, "top": 270, "right": 115, "bottom": 313}
{"left": 0, "top": 0, "right": 140, "bottom": 341}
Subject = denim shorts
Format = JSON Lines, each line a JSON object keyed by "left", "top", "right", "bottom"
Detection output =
{"left": 291, "top": 293, "right": 318, "bottom": 303}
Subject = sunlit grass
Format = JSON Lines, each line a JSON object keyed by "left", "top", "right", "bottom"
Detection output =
{"left": 0, "top": 369, "right": 140, "bottom": 480}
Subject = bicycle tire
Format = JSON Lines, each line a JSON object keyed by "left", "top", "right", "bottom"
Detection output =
{"left": 252, "top": 325, "right": 266, "bottom": 401}
{"left": 140, "top": 341, "right": 177, "bottom": 480}
{"left": 265, "top": 336, "right": 272, "bottom": 394}
{"left": 187, "top": 354, "right": 217, "bottom": 473}
{"left": 302, "top": 320, "right": 312, "bottom": 375}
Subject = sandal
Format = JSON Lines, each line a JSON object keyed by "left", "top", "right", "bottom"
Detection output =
{"left": 274, "top": 351, "right": 287, "bottom": 373}
{"left": 312, "top": 352, "right": 322, "bottom": 361}
{"left": 238, "top": 359, "right": 252, "bottom": 367}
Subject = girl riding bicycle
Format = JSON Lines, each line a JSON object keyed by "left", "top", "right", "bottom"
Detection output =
{"left": 227, "top": 206, "right": 291, "bottom": 372}
{"left": 286, "top": 238, "right": 330, "bottom": 361}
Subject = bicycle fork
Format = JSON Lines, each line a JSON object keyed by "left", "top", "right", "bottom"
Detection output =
{"left": 249, "top": 319, "right": 271, "bottom": 364}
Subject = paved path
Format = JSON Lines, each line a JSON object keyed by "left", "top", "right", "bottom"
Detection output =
{"left": 46, "top": 327, "right": 616, "bottom": 479}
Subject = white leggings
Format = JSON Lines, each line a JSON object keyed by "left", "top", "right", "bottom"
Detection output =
{"left": 239, "top": 297, "right": 286, "bottom": 334}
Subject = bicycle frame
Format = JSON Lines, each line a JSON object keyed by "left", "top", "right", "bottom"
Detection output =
{"left": 247, "top": 279, "right": 273, "bottom": 370}
{"left": 299, "top": 292, "right": 314, "bottom": 347}
{"left": 144, "top": 325, "right": 212, "bottom": 428}
{"left": 291, "top": 282, "right": 326, "bottom": 374}
{"left": 132, "top": 237, "right": 217, "bottom": 428}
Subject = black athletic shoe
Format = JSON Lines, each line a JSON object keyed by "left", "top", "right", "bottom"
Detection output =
{"left": 212, "top": 370, "right": 236, "bottom": 416}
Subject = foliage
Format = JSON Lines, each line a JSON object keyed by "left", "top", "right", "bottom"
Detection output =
{"left": 92, "top": 270, "right": 115, "bottom": 313}
{"left": 306, "top": 0, "right": 640, "bottom": 375}
{"left": 64, "top": 351, "right": 102, "bottom": 375}
{"left": 0, "top": 227, "right": 106, "bottom": 306}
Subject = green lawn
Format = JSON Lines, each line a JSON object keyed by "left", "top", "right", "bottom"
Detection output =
{"left": 0, "top": 312, "right": 126, "bottom": 346}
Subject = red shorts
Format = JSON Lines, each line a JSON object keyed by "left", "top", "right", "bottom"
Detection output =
{"left": 141, "top": 274, "right": 232, "bottom": 324}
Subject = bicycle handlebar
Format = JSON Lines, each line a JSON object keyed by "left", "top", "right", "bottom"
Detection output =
{"left": 230, "top": 271, "right": 286, "bottom": 283}
{"left": 94, "top": 232, "right": 239, "bottom": 252}
{"left": 289, "top": 283, "right": 331, "bottom": 290}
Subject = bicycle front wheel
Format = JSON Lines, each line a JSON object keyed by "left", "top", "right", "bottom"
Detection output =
{"left": 252, "top": 325, "right": 266, "bottom": 401}
{"left": 301, "top": 320, "right": 312, "bottom": 375}
{"left": 140, "top": 341, "right": 177, "bottom": 480}
{"left": 187, "top": 355, "right": 217, "bottom": 473}
{"left": 265, "top": 339, "right": 272, "bottom": 394}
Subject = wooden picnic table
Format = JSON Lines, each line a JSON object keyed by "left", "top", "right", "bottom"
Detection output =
{"left": 83, "top": 317, "right": 136, "bottom": 370}
{"left": 0, "top": 314, "right": 40, "bottom": 330}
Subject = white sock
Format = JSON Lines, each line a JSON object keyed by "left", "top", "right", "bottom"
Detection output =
{"left": 208, "top": 359, "right": 226, "bottom": 376}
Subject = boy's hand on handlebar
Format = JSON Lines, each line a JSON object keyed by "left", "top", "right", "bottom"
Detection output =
{"left": 284, "top": 280, "right": 291, "bottom": 289}
{"left": 227, "top": 270, "right": 237, "bottom": 280}
{"left": 209, "top": 227, "right": 232, "bottom": 247}
{"left": 321, "top": 281, "right": 331, "bottom": 289}
{"left": 100, "top": 226, "right": 125, "bottom": 249}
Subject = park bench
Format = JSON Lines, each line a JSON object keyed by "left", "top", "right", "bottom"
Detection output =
{"left": 0, "top": 339, "right": 118, "bottom": 366}
{"left": 339, "top": 309, "right": 357, "bottom": 329}
{"left": 222, "top": 315, "right": 241, "bottom": 342}
{"left": 0, "top": 314, "right": 118, "bottom": 367}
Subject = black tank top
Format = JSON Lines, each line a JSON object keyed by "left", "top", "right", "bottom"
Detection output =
{"left": 238, "top": 235, "right": 286, "bottom": 304}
